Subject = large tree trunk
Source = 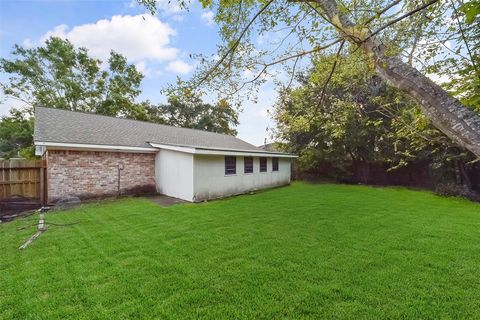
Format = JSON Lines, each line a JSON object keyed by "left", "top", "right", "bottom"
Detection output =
{"left": 316, "top": 0, "right": 480, "bottom": 157}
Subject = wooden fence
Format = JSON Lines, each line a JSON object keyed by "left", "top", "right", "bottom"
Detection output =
{"left": 0, "top": 159, "right": 46, "bottom": 204}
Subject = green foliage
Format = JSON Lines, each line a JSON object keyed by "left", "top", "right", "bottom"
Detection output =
{"left": 274, "top": 48, "right": 475, "bottom": 180}
{"left": 0, "top": 108, "right": 35, "bottom": 159}
{"left": 420, "top": 0, "right": 480, "bottom": 112}
{"left": 0, "top": 37, "right": 147, "bottom": 119}
{"left": 461, "top": 0, "right": 480, "bottom": 24}
{"left": 162, "top": 91, "right": 239, "bottom": 135}
{"left": 2, "top": 183, "right": 480, "bottom": 318}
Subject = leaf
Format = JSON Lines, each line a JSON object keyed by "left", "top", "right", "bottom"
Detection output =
{"left": 460, "top": 1, "right": 480, "bottom": 24}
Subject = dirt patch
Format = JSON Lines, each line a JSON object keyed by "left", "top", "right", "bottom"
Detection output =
{"left": 145, "top": 195, "right": 187, "bottom": 207}
{"left": 0, "top": 198, "right": 41, "bottom": 222}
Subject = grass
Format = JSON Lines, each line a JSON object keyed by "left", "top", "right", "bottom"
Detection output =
{"left": 1, "top": 182, "right": 480, "bottom": 319}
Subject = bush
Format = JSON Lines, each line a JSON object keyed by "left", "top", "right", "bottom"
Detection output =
{"left": 434, "top": 183, "right": 480, "bottom": 202}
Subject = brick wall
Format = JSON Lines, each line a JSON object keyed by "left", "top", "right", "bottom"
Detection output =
{"left": 46, "top": 150, "right": 156, "bottom": 202}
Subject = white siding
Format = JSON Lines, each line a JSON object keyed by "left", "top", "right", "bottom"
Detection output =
{"left": 193, "top": 155, "right": 291, "bottom": 201}
{"left": 155, "top": 149, "right": 194, "bottom": 201}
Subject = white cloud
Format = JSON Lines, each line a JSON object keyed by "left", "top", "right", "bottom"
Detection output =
{"left": 201, "top": 11, "right": 215, "bottom": 26}
{"left": 155, "top": 0, "right": 183, "bottom": 14}
{"left": 135, "top": 61, "right": 152, "bottom": 77}
{"left": 166, "top": 59, "right": 192, "bottom": 74}
{"left": 0, "top": 97, "right": 32, "bottom": 117}
{"left": 38, "top": 15, "right": 178, "bottom": 63}
{"left": 135, "top": 60, "right": 164, "bottom": 78}
{"left": 22, "top": 38, "right": 34, "bottom": 48}
{"left": 40, "top": 24, "right": 69, "bottom": 41}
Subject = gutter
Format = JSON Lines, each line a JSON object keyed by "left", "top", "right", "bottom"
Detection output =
{"left": 34, "top": 141, "right": 157, "bottom": 155}
{"left": 33, "top": 141, "right": 298, "bottom": 158}
{"left": 148, "top": 142, "right": 298, "bottom": 158}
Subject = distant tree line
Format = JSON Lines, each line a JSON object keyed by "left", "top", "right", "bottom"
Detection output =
{"left": 0, "top": 37, "right": 239, "bottom": 159}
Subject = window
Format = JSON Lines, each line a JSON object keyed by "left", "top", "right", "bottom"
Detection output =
{"left": 225, "top": 156, "right": 236, "bottom": 175}
{"left": 244, "top": 157, "right": 253, "bottom": 173}
{"left": 259, "top": 157, "right": 267, "bottom": 172}
{"left": 272, "top": 158, "right": 279, "bottom": 171}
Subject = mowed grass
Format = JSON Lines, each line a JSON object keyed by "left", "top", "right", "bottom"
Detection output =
{"left": 1, "top": 183, "right": 480, "bottom": 319}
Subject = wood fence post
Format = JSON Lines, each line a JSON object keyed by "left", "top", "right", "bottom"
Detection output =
{"left": 44, "top": 164, "right": 48, "bottom": 205}
{"left": 40, "top": 165, "right": 45, "bottom": 206}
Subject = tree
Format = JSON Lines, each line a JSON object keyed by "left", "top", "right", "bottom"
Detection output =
{"left": 140, "top": 0, "right": 480, "bottom": 157}
{"left": 426, "top": 0, "right": 480, "bottom": 111}
{"left": 274, "top": 49, "right": 475, "bottom": 187}
{"left": 0, "top": 108, "right": 35, "bottom": 159}
{"left": 1, "top": 37, "right": 148, "bottom": 119}
{"left": 274, "top": 50, "right": 407, "bottom": 172}
{"left": 160, "top": 91, "right": 239, "bottom": 135}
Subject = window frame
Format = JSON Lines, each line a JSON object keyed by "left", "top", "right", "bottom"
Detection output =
{"left": 225, "top": 156, "right": 236, "bottom": 175}
{"left": 244, "top": 157, "right": 253, "bottom": 174}
{"left": 272, "top": 157, "right": 279, "bottom": 172}
{"left": 259, "top": 157, "right": 267, "bottom": 172}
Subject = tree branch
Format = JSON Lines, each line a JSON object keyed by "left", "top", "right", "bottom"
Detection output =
{"left": 194, "top": 0, "right": 274, "bottom": 88}
{"left": 286, "top": 56, "right": 300, "bottom": 90}
{"left": 449, "top": 0, "right": 479, "bottom": 79}
{"left": 228, "top": 38, "right": 342, "bottom": 95}
{"left": 407, "top": 27, "right": 422, "bottom": 65}
{"left": 312, "top": 39, "right": 345, "bottom": 118}
{"left": 271, "top": 8, "right": 313, "bottom": 54}
{"left": 304, "top": 2, "right": 339, "bottom": 29}
{"left": 364, "top": 0, "right": 440, "bottom": 42}
{"left": 266, "top": 38, "right": 343, "bottom": 66}
{"left": 363, "top": 0, "right": 402, "bottom": 25}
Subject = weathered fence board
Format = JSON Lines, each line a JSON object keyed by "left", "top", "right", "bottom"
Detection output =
{"left": 0, "top": 159, "right": 46, "bottom": 202}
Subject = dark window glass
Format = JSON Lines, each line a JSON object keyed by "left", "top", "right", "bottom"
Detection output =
{"left": 225, "top": 156, "right": 236, "bottom": 175}
{"left": 259, "top": 157, "right": 267, "bottom": 172}
{"left": 272, "top": 158, "right": 279, "bottom": 171}
{"left": 244, "top": 157, "right": 253, "bottom": 173}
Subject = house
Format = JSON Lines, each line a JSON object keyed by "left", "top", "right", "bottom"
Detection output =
{"left": 34, "top": 107, "right": 297, "bottom": 202}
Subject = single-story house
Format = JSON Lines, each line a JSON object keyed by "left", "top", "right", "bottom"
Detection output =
{"left": 34, "top": 107, "right": 297, "bottom": 202}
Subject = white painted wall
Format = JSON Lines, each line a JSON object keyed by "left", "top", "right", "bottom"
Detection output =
{"left": 155, "top": 149, "right": 194, "bottom": 201}
{"left": 193, "top": 155, "right": 291, "bottom": 201}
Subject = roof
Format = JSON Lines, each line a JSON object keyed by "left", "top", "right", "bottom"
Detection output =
{"left": 259, "top": 143, "right": 278, "bottom": 152}
{"left": 34, "top": 107, "right": 295, "bottom": 156}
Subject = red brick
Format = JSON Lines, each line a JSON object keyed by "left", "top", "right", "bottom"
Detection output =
{"left": 46, "top": 150, "right": 156, "bottom": 202}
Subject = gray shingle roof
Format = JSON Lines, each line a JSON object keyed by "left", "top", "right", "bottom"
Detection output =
{"left": 34, "top": 106, "right": 265, "bottom": 152}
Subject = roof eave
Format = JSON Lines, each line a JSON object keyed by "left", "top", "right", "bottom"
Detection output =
{"left": 148, "top": 142, "right": 298, "bottom": 158}
{"left": 33, "top": 141, "right": 298, "bottom": 158}
{"left": 34, "top": 141, "right": 157, "bottom": 153}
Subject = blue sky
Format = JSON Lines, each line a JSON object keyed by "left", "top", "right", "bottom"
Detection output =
{"left": 0, "top": 0, "right": 277, "bottom": 146}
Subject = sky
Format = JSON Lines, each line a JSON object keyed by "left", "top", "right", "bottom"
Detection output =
{"left": 0, "top": 0, "right": 277, "bottom": 146}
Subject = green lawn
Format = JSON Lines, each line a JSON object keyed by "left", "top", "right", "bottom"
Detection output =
{"left": 1, "top": 183, "right": 480, "bottom": 319}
